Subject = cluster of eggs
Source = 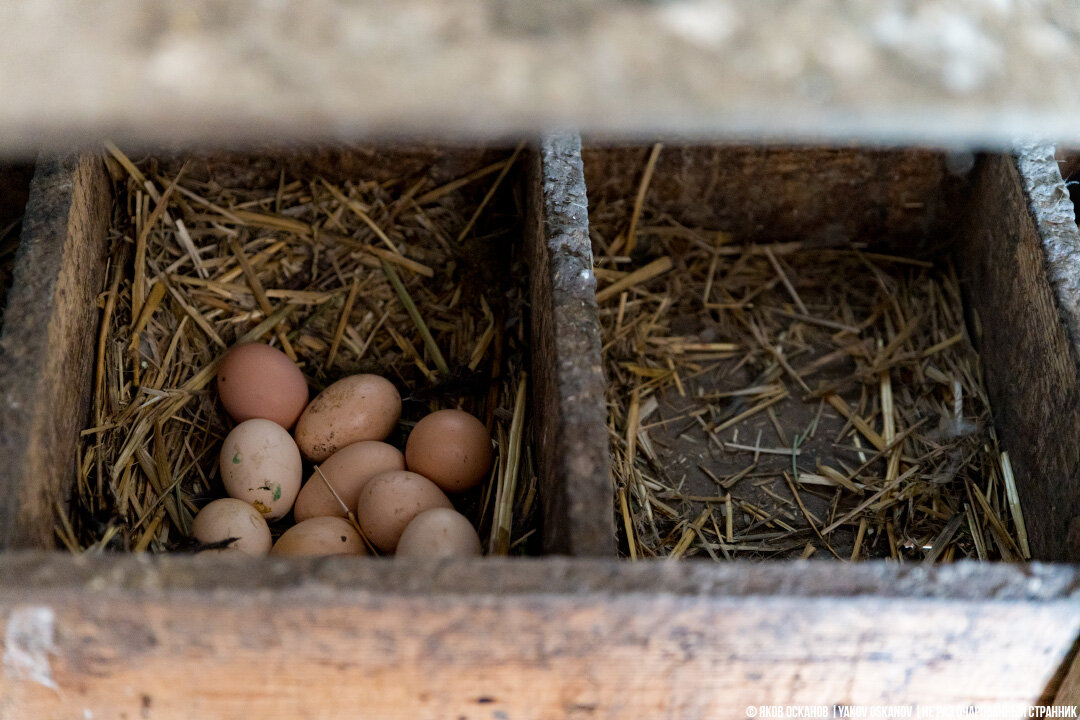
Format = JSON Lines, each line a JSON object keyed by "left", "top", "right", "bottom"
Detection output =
{"left": 192, "top": 343, "right": 492, "bottom": 558}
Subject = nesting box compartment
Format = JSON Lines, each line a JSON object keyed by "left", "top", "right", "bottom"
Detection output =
{"left": 1, "top": 138, "right": 1079, "bottom": 718}
{"left": 582, "top": 145, "right": 1080, "bottom": 564}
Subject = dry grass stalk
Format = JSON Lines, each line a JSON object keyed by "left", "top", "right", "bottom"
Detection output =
{"left": 69, "top": 146, "right": 537, "bottom": 554}
{"left": 594, "top": 160, "right": 1028, "bottom": 563}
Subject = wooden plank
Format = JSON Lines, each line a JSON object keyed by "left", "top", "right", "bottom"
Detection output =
{"left": 3, "top": 1, "right": 1080, "bottom": 152}
{"left": 0, "top": 155, "right": 111, "bottom": 549}
{"left": 581, "top": 145, "right": 966, "bottom": 254}
{"left": 1056, "top": 649, "right": 1080, "bottom": 707}
{"left": 526, "top": 133, "right": 613, "bottom": 556}
{"left": 0, "top": 553, "right": 1078, "bottom": 718}
{"left": 957, "top": 147, "right": 1080, "bottom": 562}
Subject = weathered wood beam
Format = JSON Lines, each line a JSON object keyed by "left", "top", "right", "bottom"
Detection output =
{"left": 0, "top": 155, "right": 111, "bottom": 549}
{"left": 957, "top": 147, "right": 1080, "bottom": 562}
{"left": 1, "top": 554, "right": 1079, "bottom": 718}
{"left": 2, "top": 1, "right": 1080, "bottom": 154}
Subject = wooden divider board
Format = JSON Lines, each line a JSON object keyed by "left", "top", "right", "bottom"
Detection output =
{"left": 526, "top": 133, "right": 613, "bottom": 556}
{"left": 0, "top": 155, "right": 111, "bottom": 549}
{"left": 1, "top": 553, "right": 1079, "bottom": 719}
{"left": 958, "top": 147, "right": 1080, "bottom": 562}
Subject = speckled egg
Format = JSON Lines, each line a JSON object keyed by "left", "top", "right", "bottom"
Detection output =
{"left": 294, "top": 374, "right": 402, "bottom": 462}
{"left": 220, "top": 419, "right": 303, "bottom": 520}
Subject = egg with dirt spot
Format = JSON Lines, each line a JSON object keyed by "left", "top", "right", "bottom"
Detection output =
{"left": 271, "top": 516, "right": 366, "bottom": 557}
{"left": 294, "top": 374, "right": 401, "bottom": 462}
{"left": 220, "top": 418, "right": 303, "bottom": 519}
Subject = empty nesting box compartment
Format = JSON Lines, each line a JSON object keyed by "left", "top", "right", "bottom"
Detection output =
{"left": 48, "top": 146, "right": 539, "bottom": 555}
{"left": 582, "top": 145, "right": 1079, "bottom": 563}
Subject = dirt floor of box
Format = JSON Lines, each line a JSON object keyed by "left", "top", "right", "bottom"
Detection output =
{"left": 66, "top": 144, "right": 537, "bottom": 555}
{"left": 593, "top": 191, "right": 1031, "bottom": 563}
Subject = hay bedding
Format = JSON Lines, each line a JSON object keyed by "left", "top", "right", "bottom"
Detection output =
{"left": 594, "top": 166, "right": 1029, "bottom": 563}
{"left": 64, "top": 144, "right": 537, "bottom": 555}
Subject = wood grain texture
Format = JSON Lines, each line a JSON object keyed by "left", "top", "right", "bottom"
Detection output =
{"left": 3, "top": 1, "right": 1080, "bottom": 153}
{"left": 581, "top": 145, "right": 967, "bottom": 254}
{"left": 1056, "top": 649, "right": 1080, "bottom": 706}
{"left": 1, "top": 553, "right": 1079, "bottom": 719}
{"left": 526, "top": 134, "right": 613, "bottom": 556}
{"left": 957, "top": 148, "right": 1080, "bottom": 562}
{"left": 0, "top": 155, "right": 111, "bottom": 549}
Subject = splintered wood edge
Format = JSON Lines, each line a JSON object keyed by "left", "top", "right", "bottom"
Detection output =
{"left": 1, "top": 555, "right": 1079, "bottom": 718}
{"left": 0, "top": 155, "right": 111, "bottom": 549}
{"left": 526, "top": 133, "right": 614, "bottom": 556}
{"left": 1019, "top": 146, "right": 1080, "bottom": 563}
{"left": 3, "top": 1, "right": 1080, "bottom": 152}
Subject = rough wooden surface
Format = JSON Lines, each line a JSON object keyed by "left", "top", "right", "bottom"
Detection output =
{"left": 0, "top": 155, "right": 111, "bottom": 549}
{"left": 957, "top": 148, "right": 1080, "bottom": 562}
{"left": 1, "top": 554, "right": 1079, "bottom": 719}
{"left": 581, "top": 145, "right": 967, "bottom": 253}
{"left": 526, "top": 134, "right": 613, "bottom": 556}
{"left": 3, "top": 1, "right": 1080, "bottom": 153}
{"left": 1056, "top": 648, "right": 1080, "bottom": 706}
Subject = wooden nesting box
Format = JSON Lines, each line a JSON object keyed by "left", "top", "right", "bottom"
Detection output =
{"left": 1, "top": 137, "right": 1079, "bottom": 718}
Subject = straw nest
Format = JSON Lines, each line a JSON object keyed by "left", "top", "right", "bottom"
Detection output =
{"left": 65, "top": 143, "right": 537, "bottom": 555}
{"left": 596, "top": 145, "right": 1030, "bottom": 563}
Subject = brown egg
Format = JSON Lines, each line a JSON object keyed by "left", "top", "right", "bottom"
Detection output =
{"left": 217, "top": 343, "right": 309, "bottom": 429}
{"left": 405, "top": 409, "right": 493, "bottom": 492}
{"left": 356, "top": 470, "right": 453, "bottom": 552}
{"left": 293, "top": 441, "right": 406, "bottom": 522}
{"left": 396, "top": 508, "right": 482, "bottom": 558}
{"left": 220, "top": 419, "right": 303, "bottom": 520}
{"left": 192, "top": 498, "right": 272, "bottom": 556}
{"left": 271, "top": 517, "right": 366, "bottom": 557}
{"left": 294, "top": 374, "right": 401, "bottom": 462}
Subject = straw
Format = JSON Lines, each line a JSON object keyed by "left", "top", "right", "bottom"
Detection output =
{"left": 68, "top": 146, "right": 535, "bottom": 554}
{"left": 596, "top": 158, "right": 1027, "bottom": 562}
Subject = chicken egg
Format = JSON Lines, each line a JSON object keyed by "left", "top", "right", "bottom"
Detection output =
{"left": 220, "top": 418, "right": 303, "bottom": 520}
{"left": 294, "top": 374, "right": 401, "bottom": 462}
{"left": 217, "top": 343, "right": 309, "bottom": 428}
{"left": 192, "top": 498, "right": 272, "bottom": 556}
{"left": 396, "top": 508, "right": 482, "bottom": 558}
{"left": 293, "top": 441, "right": 405, "bottom": 522}
{"left": 405, "top": 409, "right": 493, "bottom": 492}
{"left": 356, "top": 470, "right": 453, "bottom": 552}
{"left": 271, "top": 517, "right": 366, "bottom": 557}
